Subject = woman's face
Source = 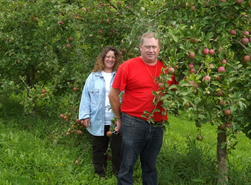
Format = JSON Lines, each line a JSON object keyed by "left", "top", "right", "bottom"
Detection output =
{"left": 104, "top": 50, "right": 116, "bottom": 72}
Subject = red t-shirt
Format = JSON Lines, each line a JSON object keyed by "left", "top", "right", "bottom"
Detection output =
{"left": 112, "top": 56, "right": 177, "bottom": 122}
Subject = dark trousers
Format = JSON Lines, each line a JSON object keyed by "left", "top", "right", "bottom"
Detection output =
{"left": 91, "top": 125, "right": 122, "bottom": 177}
{"left": 117, "top": 113, "right": 163, "bottom": 185}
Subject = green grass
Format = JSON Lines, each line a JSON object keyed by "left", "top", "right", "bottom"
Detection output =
{"left": 0, "top": 95, "right": 251, "bottom": 185}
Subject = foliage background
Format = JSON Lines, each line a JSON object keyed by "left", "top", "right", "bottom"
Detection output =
{"left": 1, "top": 0, "right": 251, "bottom": 184}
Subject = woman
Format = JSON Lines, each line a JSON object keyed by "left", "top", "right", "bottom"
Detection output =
{"left": 79, "top": 46, "right": 122, "bottom": 178}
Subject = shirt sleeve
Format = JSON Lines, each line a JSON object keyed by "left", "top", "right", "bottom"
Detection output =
{"left": 112, "top": 65, "right": 127, "bottom": 92}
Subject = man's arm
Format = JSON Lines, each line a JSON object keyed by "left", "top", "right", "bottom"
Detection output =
{"left": 108, "top": 87, "right": 122, "bottom": 132}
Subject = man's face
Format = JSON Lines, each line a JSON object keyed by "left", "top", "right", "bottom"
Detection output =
{"left": 139, "top": 37, "right": 160, "bottom": 64}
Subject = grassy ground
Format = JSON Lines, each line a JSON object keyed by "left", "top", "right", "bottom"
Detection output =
{"left": 0, "top": 95, "right": 250, "bottom": 185}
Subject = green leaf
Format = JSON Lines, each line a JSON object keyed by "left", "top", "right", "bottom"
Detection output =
{"left": 191, "top": 179, "right": 204, "bottom": 183}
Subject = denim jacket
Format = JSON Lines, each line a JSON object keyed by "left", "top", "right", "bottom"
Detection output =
{"left": 78, "top": 71, "right": 116, "bottom": 136}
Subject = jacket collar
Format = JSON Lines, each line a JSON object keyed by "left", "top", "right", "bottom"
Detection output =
{"left": 94, "top": 71, "right": 116, "bottom": 77}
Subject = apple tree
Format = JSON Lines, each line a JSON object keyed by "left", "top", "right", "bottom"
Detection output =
{"left": 143, "top": 0, "right": 251, "bottom": 184}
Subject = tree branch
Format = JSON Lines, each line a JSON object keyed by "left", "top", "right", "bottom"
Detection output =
{"left": 106, "top": 0, "right": 117, "bottom": 10}
{"left": 233, "top": 39, "right": 248, "bottom": 50}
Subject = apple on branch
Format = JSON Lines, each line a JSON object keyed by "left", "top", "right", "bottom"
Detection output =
{"left": 202, "top": 48, "right": 209, "bottom": 55}
{"left": 189, "top": 52, "right": 196, "bottom": 58}
{"left": 218, "top": 66, "right": 225, "bottom": 73}
{"left": 167, "top": 67, "right": 174, "bottom": 74}
{"left": 229, "top": 30, "right": 236, "bottom": 35}
{"left": 243, "top": 55, "right": 251, "bottom": 62}
{"left": 241, "top": 38, "right": 249, "bottom": 45}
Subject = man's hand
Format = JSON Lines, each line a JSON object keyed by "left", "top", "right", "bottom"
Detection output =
{"left": 115, "top": 119, "right": 122, "bottom": 133}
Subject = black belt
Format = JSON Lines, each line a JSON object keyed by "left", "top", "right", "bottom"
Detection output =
{"left": 122, "top": 113, "right": 164, "bottom": 127}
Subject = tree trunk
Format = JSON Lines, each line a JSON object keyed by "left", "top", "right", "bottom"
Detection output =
{"left": 217, "top": 131, "right": 228, "bottom": 185}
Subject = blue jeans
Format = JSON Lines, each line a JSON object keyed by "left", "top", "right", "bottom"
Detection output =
{"left": 117, "top": 113, "right": 163, "bottom": 185}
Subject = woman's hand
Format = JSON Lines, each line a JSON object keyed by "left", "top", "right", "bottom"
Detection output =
{"left": 81, "top": 118, "right": 90, "bottom": 128}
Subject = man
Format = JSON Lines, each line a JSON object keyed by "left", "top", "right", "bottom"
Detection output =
{"left": 108, "top": 32, "right": 177, "bottom": 185}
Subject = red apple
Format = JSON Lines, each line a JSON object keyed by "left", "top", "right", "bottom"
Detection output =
{"left": 106, "top": 131, "right": 112, "bottom": 137}
{"left": 217, "top": 90, "right": 223, "bottom": 97}
{"left": 196, "top": 135, "right": 203, "bottom": 141}
{"left": 58, "top": 21, "right": 64, "bottom": 25}
{"left": 209, "top": 49, "right": 215, "bottom": 55}
{"left": 229, "top": 30, "right": 236, "bottom": 35}
{"left": 202, "top": 48, "right": 209, "bottom": 55}
{"left": 219, "top": 99, "right": 224, "bottom": 106}
{"left": 73, "top": 87, "right": 77, "bottom": 91}
{"left": 243, "top": 55, "right": 251, "bottom": 62}
{"left": 193, "top": 38, "right": 198, "bottom": 43}
{"left": 241, "top": 38, "right": 249, "bottom": 44}
{"left": 76, "top": 130, "right": 82, "bottom": 134}
{"left": 68, "top": 37, "right": 74, "bottom": 41}
{"left": 219, "top": 124, "right": 226, "bottom": 130}
{"left": 237, "top": 0, "right": 244, "bottom": 4}
{"left": 221, "top": 59, "right": 227, "bottom": 64}
{"left": 226, "top": 123, "right": 232, "bottom": 127}
{"left": 215, "top": 76, "right": 221, "bottom": 81}
{"left": 98, "top": 29, "right": 103, "bottom": 34}
{"left": 189, "top": 52, "right": 196, "bottom": 58}
{"left": 218, "top": 66, "right": 225, "bottom": 73}
{"left": 158, "top": 83, "right": 164, "bottom": 88}
{"left": 188, "top": 63, "right": 194, "bottom": 68}
{"left": 42, "top": 89, "right": 46, "bottom": 93}
{"left": 60, "top": 114, "right": 64, "bottom": 118}
{"left": 191, "top": 5, "right": 196, "bottom": 11}
{"left": 243, "top": 31, "right": 249, "bottom": 36}
{"left": 189, "top": 81, "right": 198, "bottom": 89}
{"left": 202, "top": 75, "right": 210, "bottom": 82}
{"left": 185, "top": 102, "right": 190, "bottom": 108}
{"left": 167, "top": 67, "right": 174, "bottom": 74}
{"left": 66, "top": 43, "right": 70, "bottom": 48}
{"left": 224, "top": 109, "right": 231, "bottom": 116}
{"left": 190, "top": 68, "right": 196, "bottom": 74}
